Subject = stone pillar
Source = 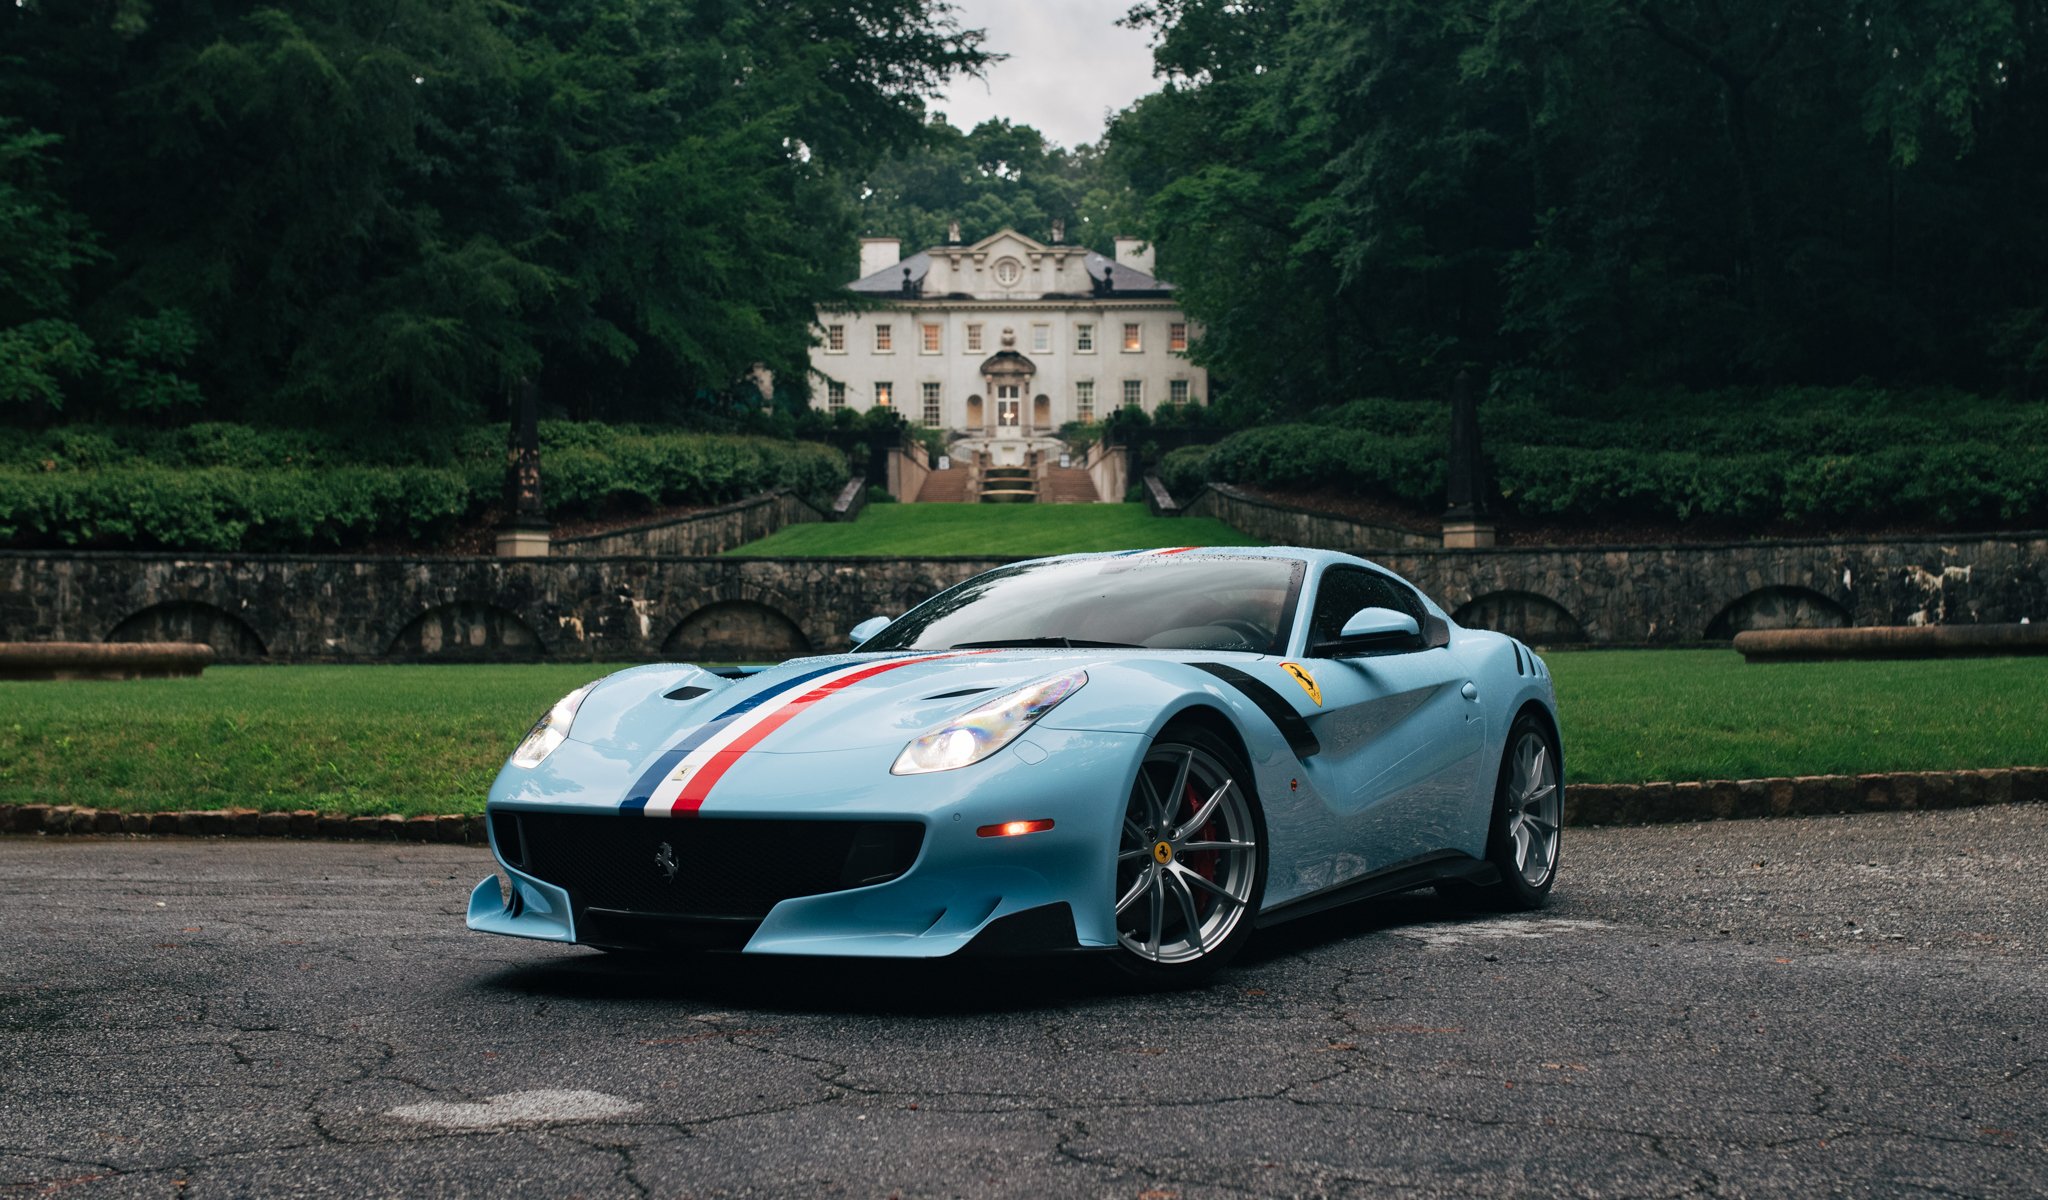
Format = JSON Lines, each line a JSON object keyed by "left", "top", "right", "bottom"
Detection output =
{"left": 496, "top": 378, "right": 551, "bottom": 557}
{"left": 1442, "top": 367, "right": 1496, "bottom": 548}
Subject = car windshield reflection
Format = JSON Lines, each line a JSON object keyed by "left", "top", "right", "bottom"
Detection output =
{"left": 862, "top": 555, "right": 1304, "bottom": 655}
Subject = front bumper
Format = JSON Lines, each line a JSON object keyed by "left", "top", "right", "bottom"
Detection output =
{"left": 466, "top": 727, "right": 1141, "bottom": 958}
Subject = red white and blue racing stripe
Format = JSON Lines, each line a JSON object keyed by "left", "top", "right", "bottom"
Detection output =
{"left": 620, "top": 653, "right": 976, "bottom": 816}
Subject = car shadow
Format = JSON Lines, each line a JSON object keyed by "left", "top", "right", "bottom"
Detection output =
{"left": 471, "top": 886, "right": 1497, "bottom": 1013}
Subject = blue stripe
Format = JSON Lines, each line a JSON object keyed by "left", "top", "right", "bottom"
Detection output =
{"left": 617, "top": 661, "right": 862, "bottom": 813}
{"left": 707, "top": 661, "right": 850, "bottom": 720}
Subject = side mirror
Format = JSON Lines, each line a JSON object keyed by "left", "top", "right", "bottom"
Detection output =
{"left": 1315, "top": 606, "right": 1421, "bottom": 656}
{"left": 849, "top": 615, "right": 892, "bottom": 646}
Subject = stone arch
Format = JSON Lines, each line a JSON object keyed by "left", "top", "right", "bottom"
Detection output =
{"left": 1704, "top": 586, "right": 1851, "bottom": 640}
{"left": 1452, "top": 591, "right": 1586, "bottom": 644}
{"left": 384, "top": 602, "right": 544, "bottom": 661}
{"left": 661, "top": 600, "right": 810, "bottom": 664}
{"left": 106, "top": 601, "right": 268, "bottom": 662}
{"left": 1032, "top": 393, "right": 1051, "bottom": 427}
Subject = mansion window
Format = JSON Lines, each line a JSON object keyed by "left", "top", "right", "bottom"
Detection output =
{"left": 1031, "top": 323, "right": 1051, "bottom": 353}
{"left": 875, "top": 381, "right": 893, "bottom": 408}
{"left": 1170, "top": 322, "right": 1188, "bottom": 352}
{"left": 826, "top": 324, "right": 845, "bottom": 353}
{"left": 966, "top": 324, "right": 984, "bottom": 352}
{"left": 875, "top": 324, "right": 893, "bottom": 352}
{"left": 1075, "top": 380, "right": 1095, "bottom": 422}
{"left": 1075, "top": 324, "right": 1094, "bottom": 352}
{"left": 1122, "top": 379, "right": 1143, "bottom": 408}
{"left": 827, "top": 381, "right": 845, "bottom": 411}
{"left": 1169, "top": 379, "right": 1190, "bottom": 406}
{"left": 921, "top": 382, "right": 942, "bottom": 427}
{"left": 921, "top": 323, "right": 942, "bottom": 354}
{"left": 1122, "top": 323, "right": 1142, "bottom": 352}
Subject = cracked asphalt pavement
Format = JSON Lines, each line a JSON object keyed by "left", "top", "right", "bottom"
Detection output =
{"left": 3, "top": 805, "right": 2043, "bottom": 1199}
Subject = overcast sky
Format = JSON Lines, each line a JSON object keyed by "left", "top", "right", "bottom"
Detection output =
{"left": 932, "top": 0, "right": 1161, "bottom": 149}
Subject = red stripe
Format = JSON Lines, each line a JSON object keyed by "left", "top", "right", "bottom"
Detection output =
{"left": 1152, "top": 546, "right": 1198, "bottom": 556}
{"left": 669, "top": 653, "right": 956, "bottom": 814}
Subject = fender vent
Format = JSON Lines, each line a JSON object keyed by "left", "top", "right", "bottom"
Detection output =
{"left": 665, "top": 684, "right": 712, "bottom": 701}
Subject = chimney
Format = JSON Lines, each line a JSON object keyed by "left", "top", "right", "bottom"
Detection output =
{"left": 859, "top": 237, "right": 901, "bottom": 279}
{"left": 1113, "top": 236, "right": 1154, "bottom": 276}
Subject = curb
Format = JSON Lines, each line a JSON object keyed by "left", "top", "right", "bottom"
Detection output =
{"left": 1563, "top": 767, "right": 2047, "bottom": 826}
{"left": 1, "top": 767, "right": 2043, "bottom": 840}
{"left": 0, "top": 807, "right": 484, "bottom": 842}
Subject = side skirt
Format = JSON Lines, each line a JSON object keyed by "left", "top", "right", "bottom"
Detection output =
{"left": 1253, "top": 852, "right": 1500, "bottom": 930}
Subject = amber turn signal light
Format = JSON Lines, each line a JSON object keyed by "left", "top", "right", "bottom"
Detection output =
{"left": 976, "top": 819, "right": 1055, "bottom": 838}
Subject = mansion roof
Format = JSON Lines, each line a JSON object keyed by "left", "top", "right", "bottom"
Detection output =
{"left": 845, "top": 229, "right": 1175, "bottom": 303}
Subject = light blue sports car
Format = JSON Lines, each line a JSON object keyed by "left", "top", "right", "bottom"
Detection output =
{"left": 469, "top": 547, "right": 1563, "bottom": 980}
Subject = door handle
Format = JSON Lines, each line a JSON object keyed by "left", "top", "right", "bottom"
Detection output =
{"left": 1461, "top": 681, "right": 1479, "bottom": 701}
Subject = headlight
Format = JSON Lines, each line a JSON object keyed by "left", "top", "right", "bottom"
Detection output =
{"left": 891, "top": 670, "right": 1086, "bottom": 775}
{"left": 509, "top": 684, "right": 593, "bottom": 769}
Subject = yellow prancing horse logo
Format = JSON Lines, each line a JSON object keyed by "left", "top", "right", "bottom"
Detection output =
{"left": 1280, "top": 662, "right": 1322, "bottom": 707}
{"left": 1152, "top": 841, "right": 1174, "bottom": 865}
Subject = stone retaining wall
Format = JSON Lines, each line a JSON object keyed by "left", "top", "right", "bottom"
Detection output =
{"left": 3, "top": 531, "right": 2042, "bottom": 660}
{"left": 1186, "top": 484, "right": 1442, "bottom": 551}
{"left": 551, "top": 490, "right": 821, "bottom": 557}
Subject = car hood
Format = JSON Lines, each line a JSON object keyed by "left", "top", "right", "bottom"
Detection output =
{"left": 566, "top": 649, "right": 1255, "bottom": 762}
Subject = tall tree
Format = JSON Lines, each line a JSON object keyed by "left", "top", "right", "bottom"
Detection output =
{"left": 851, "top": 116, "right": 1140, "bottom": 255}
{"left": 1111, "top": 0, "right": 2044, "bottom": 407}
{"left": 0, "top": 0, "right": 988, "bottom": 424}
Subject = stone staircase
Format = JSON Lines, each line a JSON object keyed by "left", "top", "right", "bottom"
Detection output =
{"left": 1040, "top": 465, "right": 1101, "bottom": 504}
{"left": 915, "top": 465, "right": 973, "bottom": 502}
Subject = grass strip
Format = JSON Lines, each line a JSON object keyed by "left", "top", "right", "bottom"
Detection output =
{"left": 1, "top": 652, "right": 2040, "bottom": 816}
{"left": 724, "top": 502, "right": 1264, "bottom": 557}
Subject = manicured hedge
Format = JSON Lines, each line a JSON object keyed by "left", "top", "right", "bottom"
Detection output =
{"left": 0, "top": 422, "right": 849, "bottom": 552}
{"left": 1172, "top": 388, "right": 2048, "bottom": 527}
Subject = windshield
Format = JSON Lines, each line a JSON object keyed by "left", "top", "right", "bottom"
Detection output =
{"left": 862, "top": 555, "right": 1305, "bottom": 655}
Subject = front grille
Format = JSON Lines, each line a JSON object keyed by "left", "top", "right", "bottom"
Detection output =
{"left": 510, "top": 811, "right": 924, "bottom": 919}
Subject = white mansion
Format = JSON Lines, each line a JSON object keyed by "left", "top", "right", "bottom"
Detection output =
{"left": 810, "top": 227, "right": 1206, "bottom": 441}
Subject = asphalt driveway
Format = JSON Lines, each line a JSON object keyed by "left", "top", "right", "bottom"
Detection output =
{"left": 2, "top": 805, "right": 2042, "bottom": 1198}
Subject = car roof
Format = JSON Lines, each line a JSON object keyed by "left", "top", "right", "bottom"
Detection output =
{"left": 1022, "top": 545, "right": 1392, "bottom": 574}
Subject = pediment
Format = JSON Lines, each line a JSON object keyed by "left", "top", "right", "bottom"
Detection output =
{"left": 960, "top": 228, "right": 1050, "bottom": 257}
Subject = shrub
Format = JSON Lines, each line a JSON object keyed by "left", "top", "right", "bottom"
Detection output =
{"left": 1170, "top": 387, "right": 2048, "bottom": 528}
{"left": 0, "top": 421, "right": 849, "bottom": 551}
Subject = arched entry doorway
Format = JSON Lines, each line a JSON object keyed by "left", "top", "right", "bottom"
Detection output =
{"left": 978, "top": 342, "right": 1038, "bottom": 439}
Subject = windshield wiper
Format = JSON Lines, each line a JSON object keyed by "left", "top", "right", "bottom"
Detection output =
{"left": 949, "top": 637, "right": 1141, "bottom": 650}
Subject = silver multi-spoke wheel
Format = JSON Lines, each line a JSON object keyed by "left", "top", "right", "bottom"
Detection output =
{"left": 1505, "top": 730, "right": 1560, "bottom": 888}
{"left": 1114, "top": 742, "right": 1260, "bottom": 967}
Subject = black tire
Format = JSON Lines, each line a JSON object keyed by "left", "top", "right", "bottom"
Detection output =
{"left": 1107, "top": 725, "right": 1267, "bottom": 983}
{"left": 1464, "top": 712, "right": 1562, "bottom": 911}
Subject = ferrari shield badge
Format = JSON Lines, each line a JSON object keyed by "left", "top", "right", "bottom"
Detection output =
{"left": 1280, "top": 662, "right": 1322, "bottom": 707}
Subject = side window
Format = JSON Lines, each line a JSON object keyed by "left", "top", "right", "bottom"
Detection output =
{"left": 1306, "top": 567, "right": 1415, "bottom": 651}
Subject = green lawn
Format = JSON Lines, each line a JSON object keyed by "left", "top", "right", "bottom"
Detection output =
{"left": 726, "top": 502, "right": 1264, "bottom": 557}
{"left": 1550, "top": 650, "right": 2048, "bottom": 783}
{"left": 1, "top": 652, "right": 2040, "bottom": 816}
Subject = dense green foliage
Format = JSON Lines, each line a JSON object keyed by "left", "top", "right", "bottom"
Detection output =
{"left": 1162, "top": 388, "right": 2048, "bottom": 526}
{"left": 725, "top": 503, "right": 1260, "bottom": 557}
{"left": 1111, "top": 0, "right": 2048, "bottom": 404}
{"left": 0, "top": 1, "right": 986, "bottom": 424}
{"left": 4, "top": 652, "right": 2041, "bottom": 813}
{"left": 851, "top": 117, "right": 1138, "bottom": 252}
{"left": 0, "top": 423, "right": 848, "bottom": 551}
